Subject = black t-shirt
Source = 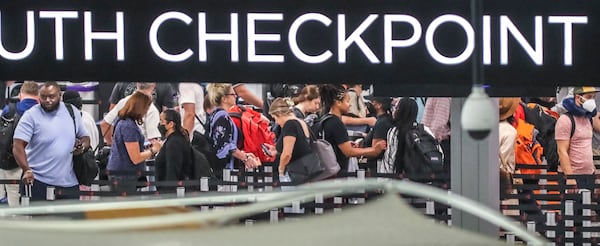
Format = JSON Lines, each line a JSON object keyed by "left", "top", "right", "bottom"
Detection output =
{"left": 364, "top": 114, "right": 394, "bottom": 148}
{"left": 154, "top": 132, "right": 192, "bottom": 191}
{"left": 109, "top": 82, "right": 176, "bottom": 111}
{"left": 322, "top": 115, "right": 350, "bottom": 171}
{"left": 276, "top": 119, "right": 312, "bottom": 162}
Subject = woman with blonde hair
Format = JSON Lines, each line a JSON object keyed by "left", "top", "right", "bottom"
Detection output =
{"left": 291, "top": 85, "right": 320, "bottom": 126}
{"left": 205, "top": 83, "right": 260, "bottom": 175}
{"left": 264, "top": 98, "right": 316, "bottom": 183}
{"left": 107, "top": 91, "right": 163, "bottom": 194}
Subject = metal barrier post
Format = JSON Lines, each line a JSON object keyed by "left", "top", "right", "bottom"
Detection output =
{"left": 264, "top": 166, "right": 273, "bottom": 192}
{"left": 582, "top": 189, "right": 592, "bottom": 245}
{"left": 176, "top": 187, "right": 185, "bottom": 198}
{"left": 565, "top": 200, "right": 574, "bottom": 246}
{"left": 46, "top": 186, "right": 55, "bottom": 201}
{"left": 270, "top": 209, "right": 279, "bottom": 224}
{"left": 200, "top": 177, "right": 209, "bottom": 192}
{"left": 505, "top": 233, "right": 515, "bottom": 245}
{"left": 333, "top": 196, "right": 343, "bottom": 213}
{"left": 527, "top": 221, "right": 536, "bottom": 234}
{"left": 247, "top": 175, "right": 254, "bottom": 192}
{"left": 426, "top": 200, "right": 435, "bottom": 221}
{"left": 315, "top": 193, "right": 324, "bottom": 214}
{"left": 546, "top": 211, "right": 556, "bottom": 240}
{"left": 231, "top": 169, "right": 238, "bottom": 192}
{"left": 221, "top": 169, "right": 231, "bottom": 192}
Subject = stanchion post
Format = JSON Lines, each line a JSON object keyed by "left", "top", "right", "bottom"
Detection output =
{"left": 333, "top": 196, "right": 343, "bottom": 213}
{"left": 221, "top": 169, "right": 231, "bottom": 192}
{"left": 506, "top": 233, "right": 515, "bottom": 245}
{"left": 200, "top": 177, "right": 209, "bottom": 192}
{"left": 264, "top": 166, "right": 273, "bottom": 192}
{"left": 546, "top": 211, "right": 556, "bottom": 240}
{"left": 231, "top": 169, "right": 238, "bottom": 192}
{"left": 582, "top": 189, "right": 592, "bottom": 245}
{"left": 270, "top": 209, "right": 279, "bottom": 224}
{"left": 315, "top": 193, "right": 324, "bottom": 214}
{"left": 46, "top": 186, "right": 55, "bottom": 201}
{"left": 426, "top": 200, "right": 435, "bottom": 222}
{"left": 565, "top": 200, "right": 574, "bottom": 246}
{"left": 176, "top": 186, "right": 185, "bottom": 198}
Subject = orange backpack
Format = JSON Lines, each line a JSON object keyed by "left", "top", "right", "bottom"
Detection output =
{"left": 514, "top": 119, "right": 543, "bottom": 175}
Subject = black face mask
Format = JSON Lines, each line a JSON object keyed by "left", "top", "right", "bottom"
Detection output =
{"left": 158, "top": 124, "right": 167, "bottom": 137}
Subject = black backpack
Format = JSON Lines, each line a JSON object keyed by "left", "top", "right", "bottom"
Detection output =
{"left": 189, "top": 145, "right": 216, "bottom": 180}
{"left": 310, "top": 114, "right": 335, "bottom": 139}
{"left": 0, "top": 103, "right": 20, "bottom": 170}
{"left": 191, "top": 113, "right": 228, "bottom": 179}
{"left": 402, "top": 123, "right": 444, "bottom": 179}
{"left": 520, "top": 103, "right": 560, "bottom": 171}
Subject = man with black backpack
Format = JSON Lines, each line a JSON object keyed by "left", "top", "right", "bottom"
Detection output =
{"left": 556, "top": 87, "right": 600, "bottom": 193}
{"left": 0, "top": 81, "right": 38, "bottom": 206}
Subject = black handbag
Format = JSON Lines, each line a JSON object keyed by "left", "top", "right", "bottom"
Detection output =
{"left": 73, "top": 148, "right": 99, "bottom": 186}
{"left": 285, "top": 152, "right": 324, "bottom": 184}
{"left": 66, "top": 103, "right": 99, "bottom": 186}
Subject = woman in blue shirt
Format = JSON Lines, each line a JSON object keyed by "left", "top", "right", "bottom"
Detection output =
{"left": 107, "top": 91, "right": 163, "bottom": 194}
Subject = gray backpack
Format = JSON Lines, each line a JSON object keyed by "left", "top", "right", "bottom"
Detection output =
{"left": 309, "top": 115, "right": 341, "bottom": 181}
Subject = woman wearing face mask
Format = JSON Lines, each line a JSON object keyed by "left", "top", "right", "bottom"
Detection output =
{"left": 556, "top": 87, "right": 600, "bottom": 195}
{"left": 154, "top": 109, "right": 193, "bottom": 192}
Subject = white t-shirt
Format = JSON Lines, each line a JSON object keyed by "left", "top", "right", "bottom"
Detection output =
{"left": 82, "top": 110, "right": 100, "bottom": 152}
{"left": 103, "top": 95, "right": 161, "bottom": 140}
{"left": 179, "top": 83, "right": 205, "bottom": 135}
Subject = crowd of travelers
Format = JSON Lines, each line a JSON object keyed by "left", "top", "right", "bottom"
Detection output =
{"left": 1, "top": 81, "right": 597, "bottom": 210}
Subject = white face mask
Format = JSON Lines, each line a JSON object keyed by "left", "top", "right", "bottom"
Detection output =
{"left": 582, "top": 98, "right": 597, "bottom": 112}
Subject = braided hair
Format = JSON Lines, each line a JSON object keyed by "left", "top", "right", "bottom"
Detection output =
{"left": 318, "top": 84, "right": 346, "bottom": 114}
{"left": 392, "top": 98, "right": 418, "bottom": 173}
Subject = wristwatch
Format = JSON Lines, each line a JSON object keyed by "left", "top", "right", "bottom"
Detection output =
{"left": 241, "top": 153, "right": 251, "bottom": 163}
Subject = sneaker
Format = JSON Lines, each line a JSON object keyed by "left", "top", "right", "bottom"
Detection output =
{"left": 0, "top": 197, "right": 7, "bottom": 204}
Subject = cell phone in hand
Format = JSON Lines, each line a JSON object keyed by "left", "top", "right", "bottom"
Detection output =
{"left": 261, "top": 144, "right": 273, "bottom": 157}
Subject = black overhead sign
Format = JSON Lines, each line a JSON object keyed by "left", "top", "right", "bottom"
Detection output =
{"left": 0, "top": 0, "right": 598, "bottom": 91}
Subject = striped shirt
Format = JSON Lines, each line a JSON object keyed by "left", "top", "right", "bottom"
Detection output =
{"left": 421, "top": 97, "right": 451, "bottom": 141}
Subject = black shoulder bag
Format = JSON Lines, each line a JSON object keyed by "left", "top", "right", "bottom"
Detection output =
{"left": 65, "top": 104, "right": 99, "bottom": 186}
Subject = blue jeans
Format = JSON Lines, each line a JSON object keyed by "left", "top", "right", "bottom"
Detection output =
{"left": 20, "top": 179, "right": 80, "bottom": 202}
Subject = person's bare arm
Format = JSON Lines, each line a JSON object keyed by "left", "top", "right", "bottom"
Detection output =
{"left": 125, "top": 141, "right": 161, "bottom": 164}
{"left": 341, "top": 115, "right": 376, "bottom": 126}
{"left": 278, "top": 136, "right": 296, "bottom": 172}
{"left": 13, "top": 139, "right": 33, "bottom": 184}
{"left": 233, "top": 84, "right": 263, "bottom": 108}
{"left": 593, "top": 111, "right": 600, "bottom": 133}
{"left": 100, "top": 121, "right": 114, "bottom": 146}
{"left": 372, "top": 138, "right": 385, "bottom": 148}
{"left": 182, "top": 103, "right": 196, "bottom": 135}
{"left": 556, "top": 139, "right": 572, "bottom": 174}
{"left": 338, "top": 141, "right": 385, "bottom": 158}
